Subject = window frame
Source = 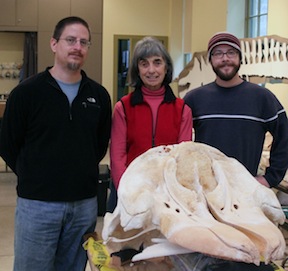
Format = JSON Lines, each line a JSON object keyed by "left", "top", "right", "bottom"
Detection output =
{"left": 245, "top": 0, "right": 268, "bottom": 37}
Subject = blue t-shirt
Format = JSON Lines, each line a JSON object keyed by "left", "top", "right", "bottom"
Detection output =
{"left": 57, "top": 80, "right": 81, "bottom": 105}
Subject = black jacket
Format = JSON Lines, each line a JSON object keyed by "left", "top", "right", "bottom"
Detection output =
{"left": 0, "top": 68, "right": 112, "bottom": 201}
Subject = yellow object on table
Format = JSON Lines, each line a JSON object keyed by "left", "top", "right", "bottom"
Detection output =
{"left": 83, "top": 237, "right": 117, "bottom": 271}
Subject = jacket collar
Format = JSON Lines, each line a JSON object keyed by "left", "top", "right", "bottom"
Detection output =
{"left": 45, "top": 67, "right": 88, "bottom": 88}
{"left": 130, "top": 84, "right": 176, "bottom": 106}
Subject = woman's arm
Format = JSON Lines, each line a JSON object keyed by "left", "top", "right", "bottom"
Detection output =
{"left": 178, "top": 104, "right": 193, "bottom": 143}
{"left": 110, "top": 101, "right": 128, "bottom": 189}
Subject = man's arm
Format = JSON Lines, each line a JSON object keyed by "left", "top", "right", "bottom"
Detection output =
{"left": 0, "top": 91, "right": 26, "bottom": 173}
{"left": 265, "top": 111, "right": 288, "bottom": 187}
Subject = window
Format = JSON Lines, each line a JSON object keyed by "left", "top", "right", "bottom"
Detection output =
{"left": 246, "top": 0, "right": 268, "bottom": 37}
{"left": 184, "top": 53, "right": 192, "bottom": 67}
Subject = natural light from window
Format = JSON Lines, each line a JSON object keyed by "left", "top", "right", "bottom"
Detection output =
{"left": 246, "top": 0, "right": 268, "bottom": 37}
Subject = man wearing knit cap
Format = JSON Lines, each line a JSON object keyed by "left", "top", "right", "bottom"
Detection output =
{"left": 184, "top": 31, "right": 288, "bottom": 189}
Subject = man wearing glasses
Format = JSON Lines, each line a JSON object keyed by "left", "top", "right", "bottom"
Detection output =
{"left": 184, "top": 32, "right": 288, "bottom": 190}
{"left": 0, "top": 16, "right": 111, "bottom": 271}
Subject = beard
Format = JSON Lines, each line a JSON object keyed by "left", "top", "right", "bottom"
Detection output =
{"left": 212, "top": 62, "right": 240, "bottom": 81}
{"left": 67, "top": 62, "right": 81, "bottom": 71}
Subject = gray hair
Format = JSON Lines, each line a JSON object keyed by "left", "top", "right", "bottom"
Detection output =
{"left": 129, "top": 36, "right": 173, "bottom": 87}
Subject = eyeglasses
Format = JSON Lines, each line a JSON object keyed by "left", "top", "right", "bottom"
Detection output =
{"left": 211, "top": 50, "right": 238, "bottom": 59}
{"left": 58, "top": 37, "right": 91, "bottom": 48}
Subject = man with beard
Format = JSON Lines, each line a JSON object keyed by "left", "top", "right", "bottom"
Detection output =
{"left": 0, "top": 17, "right": 111, "bottom": 271}
{"left": 184, "top": 32, "right": 288, "bottom": 189}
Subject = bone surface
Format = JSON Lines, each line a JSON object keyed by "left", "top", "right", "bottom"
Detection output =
{"left": 102, "top": 141, "right": 286, "bottom": 266}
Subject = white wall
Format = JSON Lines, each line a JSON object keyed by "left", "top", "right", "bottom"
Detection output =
{"left": 102, "top": 0, "right": 181, "bottom": 102}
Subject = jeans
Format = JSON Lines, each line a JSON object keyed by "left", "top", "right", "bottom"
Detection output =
{"left": 13, "top": 196, "right": 98, "bottom": 271}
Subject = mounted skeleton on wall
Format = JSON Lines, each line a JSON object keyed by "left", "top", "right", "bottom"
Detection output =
{"left": 177, "top": 35, "right": 288, "bottom": 98}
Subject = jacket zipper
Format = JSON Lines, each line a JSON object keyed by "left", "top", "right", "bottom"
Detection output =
{"left": 69, "top": 106, "right": 72, "bottom": 120}
{"left": 151, "top": 101, "right": 164, "bottom": 147}
{"left": 151, "top": 105, "right": 157, "bottom": 148}
{"left": 69, "top": 83, "right": 85, "bottom": 121}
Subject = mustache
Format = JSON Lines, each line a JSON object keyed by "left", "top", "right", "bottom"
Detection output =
{"left": 69, "top": 52, "right": 83, "bottom": 58}
{"left": 218, "top": 63, "right": 235, "bottom": 68}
